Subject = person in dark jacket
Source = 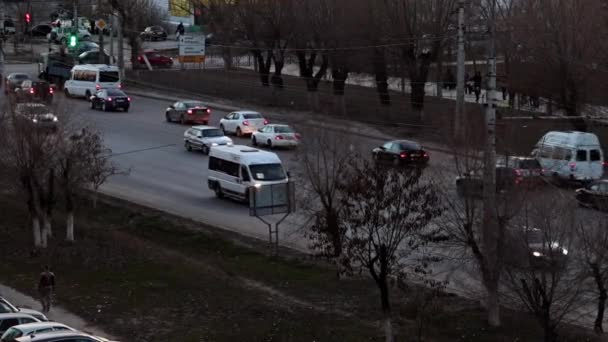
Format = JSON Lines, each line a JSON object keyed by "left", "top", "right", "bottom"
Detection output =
{"left": 473, "top": 71, "right": 482, "bottom": 103}
{"left": 176, "top": 22, "right": 185, "bottom": 40}
{"left": 38, "top": 265, "right": 55, "bottom": 313}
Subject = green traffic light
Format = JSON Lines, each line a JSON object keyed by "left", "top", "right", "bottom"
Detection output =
{"left": 69, "top": 35, "right": 77, "bottom": 47}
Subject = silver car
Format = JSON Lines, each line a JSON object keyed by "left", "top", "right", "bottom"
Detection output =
{"left": 14, "top": 331, "right": 115, "bottom": 342}
{"left": 1, "top": 322, "right": 74, "bottom": 342}
{"left": 184, "top": 126, "right": 233, "bottom": 155}
{"left": 0, "top": 314, "right": 40, "bottom": 336}
{"left": 0, "top": 298, "right": 47, "bottom": 322}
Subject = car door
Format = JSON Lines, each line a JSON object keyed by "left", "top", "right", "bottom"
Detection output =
{"left": 378, "top": 142, "right": 393, "bottom": 162}
{"left": 193, "top": 129, "right": 204, "bottom": 148}
{"left": 259, "top": 126, "right": 271, "bottom": 142}
{"left": 173, "top": 102, "right": 185, "bottom": 121}
{"left": 230, "top": 113, "right": 241, "bottom": 132}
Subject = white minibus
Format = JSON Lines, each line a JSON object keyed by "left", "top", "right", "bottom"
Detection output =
{"left": 208, "top": 145, "right": 289, "bottom": 201}
{"left": 64, "top": 64, "right": 121, "bottom": 98}
{"left": 532, "top": 131, "right": 604, "bottom": 183}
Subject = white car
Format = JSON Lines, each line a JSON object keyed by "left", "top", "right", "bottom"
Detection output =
{"left": 251, "top": 124, "right": 300, "bottom": 149}
{"left": 184, "top": 126, "right": 233, "bottom": 155}
{"left": 219, "top": 111, "right": 268, "bottom": 137}
{"left": 1, "top": 322, "right": 74, "bottom": 341}
{"left": 0, "top": 297, "right": 47, "bottom": 322}
{"left": 0, "top": 313, "right": 40, "bottom": 336}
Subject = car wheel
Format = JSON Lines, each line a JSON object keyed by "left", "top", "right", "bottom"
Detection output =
{"left": 267, "top": 139, "right": 273, "bottom": 149}
{"left": 220, "top": 124, "right": 226, "bottom": 135}
{"left": 202, "top": 144, "right": 210, "bottom": 155}
{"left": 214, "top": 184, "right": 224, "bottom": 198}
{"left": 236, "top": 127, "right": 243, "bottom": 137}
{"left": 165, "top": 112, "right": 171, "bottom": 122}
{"left": 64, "top": 88, "right": 71, "bottom": 98}
{"left": 185, "top": 141, "right": 192, "bottom": 152}
{"left": 90, "top": 101, "right": 96, "bottom": 109}
{"left": 252, "top": 136, "right": 258, "bottom": 146}
{"left": 85, "top": 90, "right": 91, "bottom": 100}
{"left": 102, "top": 102, "right": 109, "bottom": 112}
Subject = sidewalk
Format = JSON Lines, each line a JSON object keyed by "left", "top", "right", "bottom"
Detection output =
{"left": 0, "top": 283, "right": 115, "bottom": 339}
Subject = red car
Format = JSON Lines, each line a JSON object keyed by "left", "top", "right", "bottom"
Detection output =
{"left": 137, "top": 51, "right": 173, "bottom": 68}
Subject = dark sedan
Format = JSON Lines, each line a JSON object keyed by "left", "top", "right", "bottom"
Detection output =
{"left": 27, "top": 24, "right": 52, "bottom": 37}
{"left": 372, "top": 140, "right": 430, "bottom": 167}
{"left": 140, "top": 26, "right": 167, "bottom": 41}
{"left": 165, "top": 100, "right": 211, "bottom": 124}
{"left": 4, "top": 73, "right": 30, "bottom": 94}
{"left": 90, "top": 89, "right": 131, "bottom": 112}
{"left": 576, "top": 180, "right": 608, "bottom": 211}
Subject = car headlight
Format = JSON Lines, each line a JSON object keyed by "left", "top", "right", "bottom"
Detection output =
{"left": 532, "top": 251, "right": 542, "bottom": 258}
{"left": 562, "top": 248, "right": 568, "bottom": 256}
{"left": 227, "top": 141, "right": 233, "bottom": 146}
{"left": 211, "top": 143, "right": 218, "bottom": 146}
{"left": 32, "top": 119, "right": 38, "bottom": 123}
{"left": 52, "top": 117, "right": 58, "bottom": 122}
{"left": 254, "top": 183, "right": 262, "bottom": 188}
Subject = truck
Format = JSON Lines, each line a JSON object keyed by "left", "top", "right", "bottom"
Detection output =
{"left": 38, "top": 52, "right": 76, "bottom": 88}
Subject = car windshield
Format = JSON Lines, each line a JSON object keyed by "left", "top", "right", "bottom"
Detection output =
{"left": 0, "top": 301, "right": 15, "bottom": 313}
{"left": 202, "top": 129, "right": 223, "bottom": 137}
{"left": 249, "top": 163, "right": 286, "bottom": 181}
{"left": 16, "top": 104, "right": 50, "bottom": 115}
{"left": 107, "top": 89, "right": 126, "bottom": 97}
{"left": 1, "top": 327, "right": 22, "bottom": 339}
{"left": 99, "top": 71, "right": 119, "bottom": 83}
{"left": 184, "top": 102, "right": 205, "bottom": 108}
{"left": 12, "top": 74, "right": 28, "bottom": 80}
{"left": 243, "top": 113, "right": 263, "bottom": 119}
{"left": 274, "top": 126, "right": 294, "bottom": 133}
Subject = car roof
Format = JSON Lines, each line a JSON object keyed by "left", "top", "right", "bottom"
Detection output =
{"left": 233, "top": 110, "right": 262, "bottom": 115}
{"left": 191, "top": 125, "right": 219, "bottom": 130}
{"left": 8, "top": 73, "right": 29, "bottom": 78}
{"left": 266, "top": 124, "right": 289, "bottom": 127}
{"left": 0, "top": 312, "right": 38, "bottom": 319}
{"left": 15, "top": 331, "right": 102, "bottom": 341}
{"left": 9, "top": 322, "right": 71, "bottom": 331}
{"left": 181, "top": 100, "right": 205, "bottom": 104}
{"left": 210, "top": 145, "right": 282, "bottom": 165}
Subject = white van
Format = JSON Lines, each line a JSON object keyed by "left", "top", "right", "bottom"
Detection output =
{"left": 208, "top": 145, "right": 288, "bottom": 201}
{"left": 532, "top": 131, "right": 604, "bottom": 183}
{"left": 64, "top": 64, "right": 121, "bottom": 98}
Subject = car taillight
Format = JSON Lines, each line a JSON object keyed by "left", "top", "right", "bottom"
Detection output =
{"left": 603, "top": 161, "right": 608, "bottom": 167}
{"left": 187, "top": 109, "right": 193, "bottom": 114}
{"left": 515, "top": 169, "right": 523, "bottom": 176}
{"left": 295, "top": 133, "right": 301, "bottom": 140}
{"left": 569, "top": 162, "right": 576, "bottom": 169}
{"left": 243, "top": 120, "right": 250, "bottom": 126}
{"left": 423, "top": 152, "right": 428, "bottom": 158}
{"left": 107, "top": 97, "right": 112, "bottom": 101}
{"left": 263, "top": 119, "right": 269, "bottom": 125}
{"left": 206, "top": 109, "right": 211, "bottom": 113}
{"left": 127, "top": 97, "right": 131, "bottom": 102}
{"left": 400, "top": 152, "right": 408, "bottom": 158}
{"left": 275, "top": 135, "right": 284, "bottom": 140}
{"left": 29, "top": 88, "right": 34, "bottom": 94}
{"left": 96, "top": 84, "right": 100, "bottom": 90}
{"left": 49, "top": 88, "right": 53, "bottom": 94}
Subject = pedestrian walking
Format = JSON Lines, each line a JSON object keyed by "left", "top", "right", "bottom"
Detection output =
{"left": 176, "top": 22, "right": 185, "bottom": 41}
{"left": 38, "top": 265, "right": 55, "bottom": 313}
{"left": 473, "top": 71, "right": 482, "bottom": 103}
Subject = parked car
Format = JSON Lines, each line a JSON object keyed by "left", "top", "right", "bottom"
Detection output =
{"left": 13, "top": 103, "right": 58, "bottom": 131}
{"left": 165, "top": 100, "right": 211, "bottom": 124}
{"left": 90, "top": 89, "right": 130, "bottom": 112}
{"left": 5, "top": 73, "right": 31, "bottom": 95}
{"left": 184, "top": 126, "right": 233, "bottom": 155}
{"left": 504, "top": 226, "right": 569, "bottom": 270}
{"left": 372, "top": 140, "right": 430, "bottom": 167}
{"left": 496, "top": 156, "right": 544, "bottom": 186}
{"left": 219, "top": 111, "right": 268, "bottom": 137}
{"left": 0, "top": 314, "right": 40, "bottom": 336}
{"left": 136, "top": 50, "right": 173, "bottom": 68}
{"left": 455, "top": 167, "right": 522, "bottom": 198}
{"left": 14, "top": 80, "right": 54, "bottom": 104}
{"left": 78, "top": 50, "right": 110, "bottom": 64}
{"left": 72, "top": 41, "right": 99, "bottom": 55}
{"left": 13, "top": 331, "right": 115, "bottom": 342}
{"left": 251, "top": 124, "right": 300, "bottom": 149}
{"left": 575, "top": 180, "right": 608, "bottom": 211}
{"left": 140, "top": 26, "right": 167, "bottom": 41}
{"left": 0, "top": 298, "right": 47, "bottom": 322}
{"left": 27, "top": 24, "right": 52, "bottom": 37}
{"left": 1, "top": 322, "right": 74, "bottom": 342}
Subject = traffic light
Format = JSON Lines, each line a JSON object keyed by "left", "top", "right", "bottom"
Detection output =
{"left": 69, "top": 34, "right": 77, "bottom": 48}
{"left": 25, "top": 13, "right": 31, "bottom": 24}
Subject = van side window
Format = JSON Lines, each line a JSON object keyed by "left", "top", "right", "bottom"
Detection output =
{"left": 241, "top": 165, "right": 251, "bottom": 182}
{"left": 209, "top": 156, "right": 239, "bottom": 177}
{"left": 590, "top": 150, "right": 601, "bottom": 162}
{"left": 576, "top": 150, "right": 588, "bottom": 161}
{"left": 539, "top": 146, "right": 554, "bottom": 159}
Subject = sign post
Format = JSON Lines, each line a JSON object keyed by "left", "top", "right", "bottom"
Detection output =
{"left": 178, "top": 34, "right": 205, "bottom": 69}
{"left": 95, "top": 19, "right": 107, "bottom": 64}
{"left": 249, "top": 181, "right": 296, "bottom": 256}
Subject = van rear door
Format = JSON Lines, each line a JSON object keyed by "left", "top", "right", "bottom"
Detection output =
{"left": 589, "top": 149, "right": 604, "bottom": 180}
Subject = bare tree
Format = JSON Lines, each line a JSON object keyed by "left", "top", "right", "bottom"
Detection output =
{"left": 501, "top": 197, "right": 584, "bottom": 342}
{"left": 340, "top": 161, "right": 441, "bottom": 342}
{"left": 577, "top": 217, "right": 608, "bottom": 333}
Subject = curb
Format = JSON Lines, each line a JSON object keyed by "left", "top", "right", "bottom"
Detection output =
{"left": 126, "top": 86, "right": 455, "bottom": 156}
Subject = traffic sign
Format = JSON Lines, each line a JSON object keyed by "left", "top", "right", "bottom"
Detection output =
{"left": 95, "top": 19, "right": 107, "bottom": 30}
{"left": 178, "top": 35, "right": 205, "bottom": 57}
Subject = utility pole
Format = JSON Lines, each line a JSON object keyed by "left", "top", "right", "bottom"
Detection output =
{"left": 73, "top": 0, "right": 78, "bottom": 31}
{"left": 481, "top": 0, "right": 500, "bottom": 327}
{"left": 97, "top": 0, "right": 104, "bottom": 64}
{"left": 454, "top": 0, "right": 466, "bottom": 141}
{"left": 117, "top": 14, "right": 124, "bottom": 79}
{"left": 109, "top": 14, "right": 114, "bottom": 63}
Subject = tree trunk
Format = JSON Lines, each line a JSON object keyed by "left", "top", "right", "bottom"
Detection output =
{"left": 222, "top": 47, "right": 233, "bottom": 70}
{"left": 592, "top": 263, "right": 606, "bottom": 333}
{"left": 484, "top": 278, "right": 501, "bottom": 327}
{"left": 384, "top": 312, "right": 394, "bottom": 342}
{"left": 92, "top": 191, "right": 99, "bottom": 209}
{"left": 43, "top": 216, "right": 52, "bottom": 238}
{"left": 32, "top": 217, "right": 42, "bottom": 247}
{"left": 252, "top": 49, "right": 272, "bottom": 87}
{"left": 331, "top": 63, "right": 348, "bottom": 116}
{"left": 66, "top": 211, "right": 75, "bottom": 242}
{"left": 374, "top": 48, "right": 390, "bottom": 106}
